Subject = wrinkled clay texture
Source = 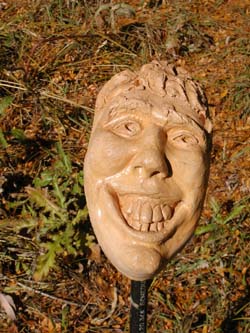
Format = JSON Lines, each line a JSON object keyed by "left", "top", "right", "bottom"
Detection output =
{"left": 84, "top": 61, "right": 212, "bottom": 281}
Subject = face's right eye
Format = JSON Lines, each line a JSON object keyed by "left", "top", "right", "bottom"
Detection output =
{"left": 106, "top": 119, "right": 142, "bottom": 139}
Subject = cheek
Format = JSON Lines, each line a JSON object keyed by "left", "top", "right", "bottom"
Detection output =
{"left": 168, "top": 148, "right": 208, "bottom": 191}
{"left": 86, "top": 131, "right": 135, "bottom": 177}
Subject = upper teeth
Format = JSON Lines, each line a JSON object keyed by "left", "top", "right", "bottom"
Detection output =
{"left": 119, "top": 195, "right": 175, "bottom": 232}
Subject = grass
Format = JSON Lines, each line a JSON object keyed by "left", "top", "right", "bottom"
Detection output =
{"left": 0, "top": 0, "right": 250, "bottom": 332}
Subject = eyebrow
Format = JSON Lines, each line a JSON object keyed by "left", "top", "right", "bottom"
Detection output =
{"left": 106, "top": 101, "right": 205, "bottom": 134}
{"left": 107, "top": 99, "right": 152, "bottom": 120}
{"left": 160, "top": 109, "right": 204, "bottom": 133}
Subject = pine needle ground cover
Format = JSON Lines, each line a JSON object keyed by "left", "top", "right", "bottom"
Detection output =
{"left": 0, "top": 1, "right": 249, "bottom": 332}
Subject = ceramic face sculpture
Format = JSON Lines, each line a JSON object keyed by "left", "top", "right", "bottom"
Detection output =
{"left": 84, "top": 61, "right": 212, "bottom": 281}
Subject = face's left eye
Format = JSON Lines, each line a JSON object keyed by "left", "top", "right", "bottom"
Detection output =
{"left": 107, "top": 119, "right": 142, "bottom": 138}
{"left": 169, "top": 131, "right": 203, "bottom": 149}
{"left": 173, "top": 133, "right": 199, "bottom": 145}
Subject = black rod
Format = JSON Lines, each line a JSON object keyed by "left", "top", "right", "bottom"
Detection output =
{"left": 130, "top": 280, "right": 151, "bottom": 333}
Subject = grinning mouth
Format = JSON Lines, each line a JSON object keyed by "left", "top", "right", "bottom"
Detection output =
{"left": 118, "top": 194, "right": 179, "bottom": 233}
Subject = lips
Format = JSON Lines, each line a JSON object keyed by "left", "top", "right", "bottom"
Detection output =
{"left": 118, "top": 194, "right": 178, "bottom": 232}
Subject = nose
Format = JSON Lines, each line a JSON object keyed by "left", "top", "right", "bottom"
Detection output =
{"left": 132, "top": 147, "right": 172, "bottom": 179}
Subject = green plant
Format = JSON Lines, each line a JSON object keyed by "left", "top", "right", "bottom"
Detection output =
{"left": 14, "top": 142, "right": 89, "bottom": 280}
{"left": 195, "top": 197, "right": 247, "bottom": 236}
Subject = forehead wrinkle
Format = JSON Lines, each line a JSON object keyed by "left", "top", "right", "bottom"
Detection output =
{"left": 107, "top": 100, "right": 152, "bottom": 122}
{"left": 152, "top": 107, "right": 206, "bottom": 134}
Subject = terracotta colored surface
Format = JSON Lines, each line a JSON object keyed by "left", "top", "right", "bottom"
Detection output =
{"left": 84, "top": 61, "right": 212, "bottom": 280}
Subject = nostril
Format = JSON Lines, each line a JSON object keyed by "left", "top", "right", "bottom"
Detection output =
{"left": 164, "top": 157, "right": 173, "bottom": 177}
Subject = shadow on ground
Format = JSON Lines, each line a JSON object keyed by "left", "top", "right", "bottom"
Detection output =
{"left": 221, "top": 284, "right": 250, "bottom": 333}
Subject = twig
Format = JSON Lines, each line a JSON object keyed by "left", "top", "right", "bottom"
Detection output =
{"left": 1, "top": 275, "right": 83, "bottom": 307}
{"left": 0, "top": 80, "right": 27, "bottom": 91}
{"left": 39, "top": 90, "right": 94, "bottom": 113}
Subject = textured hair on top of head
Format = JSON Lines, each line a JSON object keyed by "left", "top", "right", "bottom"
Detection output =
{"left": 94, "top": 61, "right": 212, "bottom": 133}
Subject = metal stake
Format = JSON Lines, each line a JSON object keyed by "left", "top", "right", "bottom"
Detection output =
{"left": 130, "top": 280, "right": 151, "bottom": 333}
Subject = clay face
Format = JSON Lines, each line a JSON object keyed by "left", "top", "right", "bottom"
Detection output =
{"left": 84, "top": 61, "right": 212, "bottom": 281}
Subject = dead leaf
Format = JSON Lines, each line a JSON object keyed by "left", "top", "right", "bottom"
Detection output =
{"left": 40, "top": 317, "right": 59, "bottom": 333}
{"left": 89, "top": 243, "right": 102, "bottom": 263}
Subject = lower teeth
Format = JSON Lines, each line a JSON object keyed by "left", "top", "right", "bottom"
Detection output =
{"left": 149, "top": 223, "right": 158, "bottom": 232}
{"left": 127, "top": 219, "right": 164, "bottom": 232}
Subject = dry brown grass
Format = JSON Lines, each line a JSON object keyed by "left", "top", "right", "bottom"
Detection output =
{"left": 0, "top": 1, "right": 249, "bottom": 332}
